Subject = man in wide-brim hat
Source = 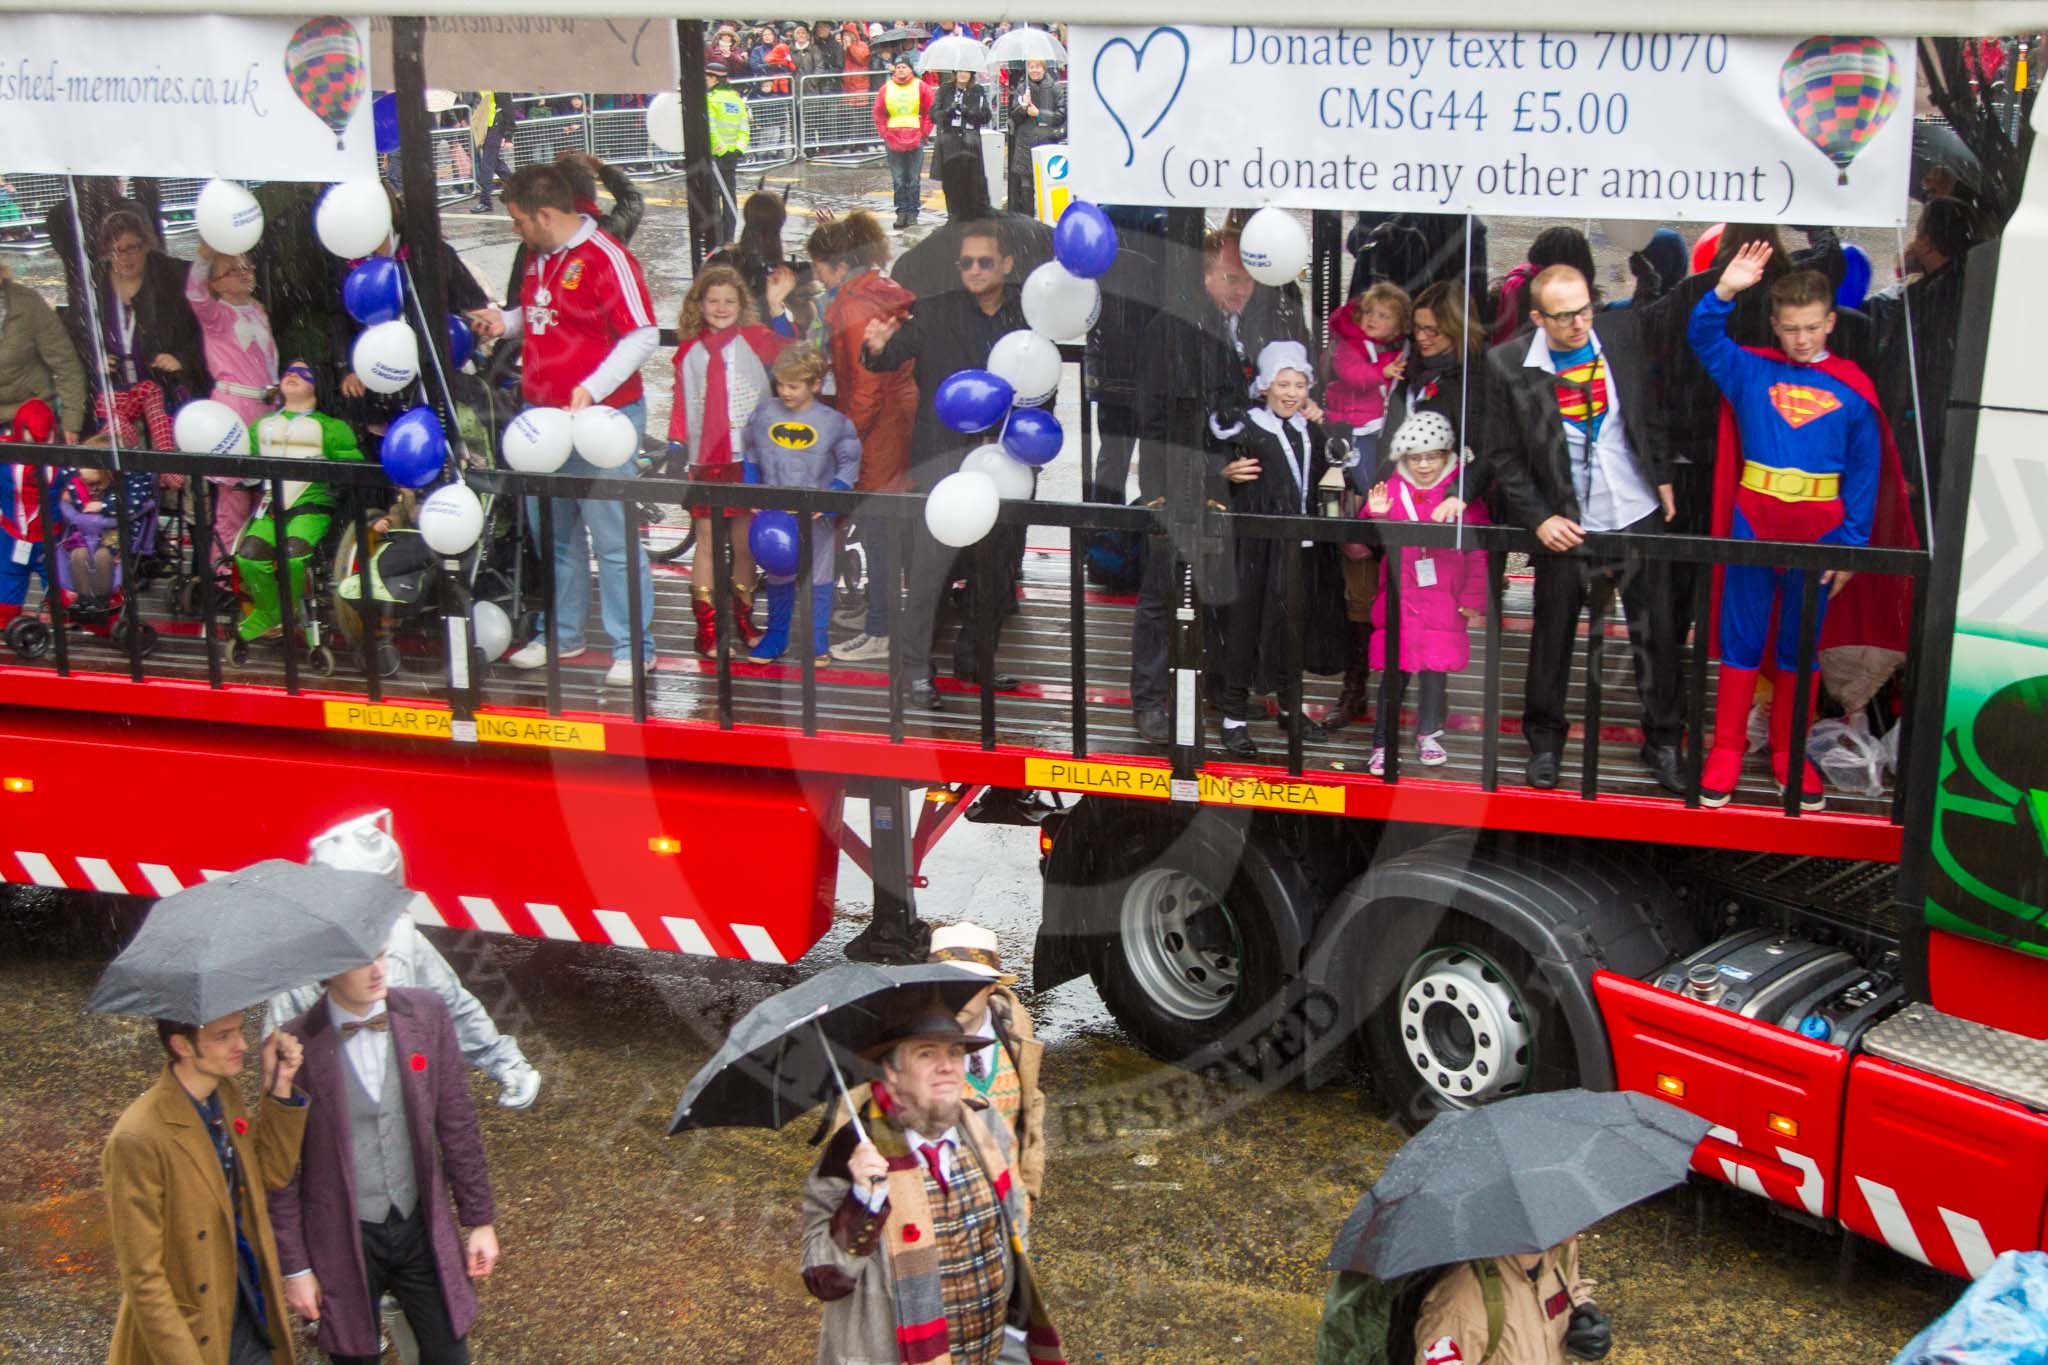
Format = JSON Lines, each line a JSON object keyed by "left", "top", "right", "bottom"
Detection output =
{"left": 929, "top": 924, "right": 1045, "bottom": 1201}
{"left": 800, "top": 988, "right": 1063, "bottom": 1365}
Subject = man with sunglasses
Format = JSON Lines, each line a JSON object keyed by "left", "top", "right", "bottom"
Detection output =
{"left": 862, "top": 224, "right": 1028, "bottom": 709}
{"left": 1481, "top": 265, "right": 1686, "bottom": 796}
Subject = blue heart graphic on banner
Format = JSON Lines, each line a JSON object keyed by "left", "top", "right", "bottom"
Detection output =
{"left": 1091, "top": 26, "right": 1190, "bottom": 168}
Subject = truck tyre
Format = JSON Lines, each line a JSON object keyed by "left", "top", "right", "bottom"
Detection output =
{"left": 1364, "top": 906, "right": 1576, "bottom": 1132}
{"left": 1087, "top": 807, "right": 1309, "bottom": 1067}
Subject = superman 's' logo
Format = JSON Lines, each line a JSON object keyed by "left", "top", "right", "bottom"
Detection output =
{"left": 1769, "top": 383, "right": 1842, "bottom": 428}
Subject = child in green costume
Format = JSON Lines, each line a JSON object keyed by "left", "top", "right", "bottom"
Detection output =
{"left": 234, "top": 359, "right": 363, "bottom": 642}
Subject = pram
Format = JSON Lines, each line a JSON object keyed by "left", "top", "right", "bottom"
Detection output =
{"left": 4, "top": 465, "right": 160, "bottom": 660}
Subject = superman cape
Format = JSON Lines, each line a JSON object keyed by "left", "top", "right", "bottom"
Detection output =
{"left": 1709, "top": 346, "right": 1919, "bottom": 661}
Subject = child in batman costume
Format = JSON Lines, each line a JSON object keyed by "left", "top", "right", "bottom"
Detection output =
{"left": 1688, "top": 242, "right": 1917, "bottom": 811}
{"left": 739, "top": 344, "right": 861, "bottom": 663}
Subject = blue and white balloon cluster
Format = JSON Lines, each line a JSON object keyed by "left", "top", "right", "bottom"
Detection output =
{"left": 923, "top": 201, "right": 1114, "bottom": 549}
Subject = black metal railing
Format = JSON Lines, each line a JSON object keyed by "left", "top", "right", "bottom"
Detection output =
{"left": 3, "top": 440, "right": 1928, "bottom": 823}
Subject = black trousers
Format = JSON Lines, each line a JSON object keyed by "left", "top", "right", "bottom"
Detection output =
{"left": 1086, "top": 401, "right": 1141, "bottom": 506}
{"left": 712, "top": 154, "right": 740, "bottom": 246}
{"left": 1373, "top": 668, "right": 1449, "bottom": 749}
{"left": 328, "top": 1208, "right": 468, "bottom": 1365}
{"left": 899, "top": 511, "right": 1020, "bottom": 686}
{"left": 1524, "top": 511, "right": 1682, "bottom": 756}
{"left": 1130, "top": 529, "right": 1174, "bottom": 713}
{"left": 227, "top": 1304, "right": 272, "bottom": 1365}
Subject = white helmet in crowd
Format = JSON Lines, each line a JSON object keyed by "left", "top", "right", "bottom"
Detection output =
{"left": 309, "top": 809, "right": 407, "bottom": 885}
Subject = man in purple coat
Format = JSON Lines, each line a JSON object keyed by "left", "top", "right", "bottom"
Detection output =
{"left": 268, "top": 950, "right": 500, "bottom": 1364}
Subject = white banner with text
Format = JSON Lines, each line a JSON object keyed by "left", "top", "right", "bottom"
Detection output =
{"left": 0, "top": 12, "right": 377, "bottom": 180}
{"left": 1069, "top": 25, "right": 1912, "bottom": 224}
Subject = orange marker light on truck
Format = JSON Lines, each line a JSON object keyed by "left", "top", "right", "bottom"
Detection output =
{"left": 2, "top": 777, "right": 32, "bottom": 793}
{"left": 648, "top": 835, "right": 682, "bottom": 855}
{"left": 1655, "top": 1073, "right": 1686, "bottom": 1099}
{"left": 1768, "top": 1112, "right": 1799, "bottom": 1139}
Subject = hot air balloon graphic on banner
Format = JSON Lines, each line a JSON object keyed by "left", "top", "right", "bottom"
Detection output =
{"left": 284, "top": 16, "right": 367, "bottom": 150}
{"left": 1779, "top": 36, "right": 1900, "bottom": 185}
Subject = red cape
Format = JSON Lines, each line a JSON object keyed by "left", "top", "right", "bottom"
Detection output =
{"left": 1709, "top": 346, "right": 1920, "bottom": 660}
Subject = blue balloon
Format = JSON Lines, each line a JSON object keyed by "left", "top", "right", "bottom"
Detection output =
{"left": 343, "top": 256, "right": 404, "bottom": 326}
{"left": 380, "top": 406, "right": 446, "bottom": 488}
{"left": 748, "top": 509, "right": 800, "bottom": 579}
{"left": 1001, "top": 407, "right": 1063, "bottom": 466}
{"left": 1052, "top": 201, "right": 1118, "bottom": 280}
{"left": 373, "top": 93, "right": 400, "bottom": 155}
{"left": 446, "top": 312, "right": 476, "bottom": 369}
{"left": 1836, "top": 243, "right": 1873, "bottom": 311}
{"left": 933, "top": 369, "right": 1014, "bottom": 434}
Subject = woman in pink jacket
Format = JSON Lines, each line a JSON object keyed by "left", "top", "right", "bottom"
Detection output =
{"left": 185, "top": 243, "right": 278, "bottom": 562}
{"left": 1347, "top": 410, "right": 1488, "bottom": 776}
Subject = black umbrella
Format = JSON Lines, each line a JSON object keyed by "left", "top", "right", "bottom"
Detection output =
{"left": 87, "top": 860, "right": 412, "bottom": 1025}
{"left": 1326, "top": 1089, "right": 1711, "bottom": 1281}
{"left": 871, "top": 27, "right": 927, "bottom": 48}
{"left": 666, "top": 962, "right": 989, "bottom": 1138}
{"left": 1912, "top": 120, "right": 1983, "bottom": 201}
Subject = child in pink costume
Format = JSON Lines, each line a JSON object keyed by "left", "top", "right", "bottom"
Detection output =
{"left": 1323, "top": 280, "right": 1410, "bottom": 437}
{"left": 185, "top": 245, "right": 278, "bottom": 560}
{"left": 1347, "top": 410, "right": 1489, "bottom": 776}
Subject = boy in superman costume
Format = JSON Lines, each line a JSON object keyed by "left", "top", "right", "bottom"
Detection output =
{"left": 1688, "top": 240, "right": 1917, "bottom": 811}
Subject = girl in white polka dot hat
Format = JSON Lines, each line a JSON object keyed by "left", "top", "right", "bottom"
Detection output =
{"left": 1350, "top": 409, "right": 1490, "bottom": 777}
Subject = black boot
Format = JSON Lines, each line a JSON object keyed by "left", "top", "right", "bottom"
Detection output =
{"left": 1323, "top": 620, "right": 1373, "bottom": 733}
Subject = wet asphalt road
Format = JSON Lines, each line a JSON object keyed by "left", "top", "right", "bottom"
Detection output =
{"left": 0, "top": 166, "right": 1950, "bottom": 1362}
{"left": 0, "top": 835, "right": 1957, "bottom": 1363}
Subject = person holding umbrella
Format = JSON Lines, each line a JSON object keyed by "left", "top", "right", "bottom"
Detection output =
{"left": 1316, "top": 1089, "right": 1703, "bottom": 1364}
{"left": 92, "top": 859, "right": 416, "bottom": 1365}
{"left": 104, "top": 1015, "right": 308, "bottom": 1365}
{"left": 800, "top": 989, "right": 1062, "bottom": 1365}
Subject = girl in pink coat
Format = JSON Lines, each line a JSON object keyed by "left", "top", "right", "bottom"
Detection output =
{"left": 1322, "top": 280, "right": 1410, "bottom": 436}
{"left": 1347, "top": 410, "right": 1488, "bottom": 776}
{"left": 185, "top": 244, "right": 278, "bottom": 561}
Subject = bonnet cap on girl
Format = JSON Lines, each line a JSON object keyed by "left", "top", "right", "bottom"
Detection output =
{"left": 1390, "top": 410, "right": 1456, "bottom": 460}
{"left": 1253, "top": 339, "right": 1313, "bottom": 396}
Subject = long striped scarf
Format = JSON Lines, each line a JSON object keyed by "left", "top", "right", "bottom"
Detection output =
{"left": 864, "top": 1086, "right": 1064, "bottom": 1365}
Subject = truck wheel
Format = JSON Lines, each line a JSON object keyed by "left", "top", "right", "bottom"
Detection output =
{"left": 1090, "top": 814, "right": 1300, "bottom": 1066}
{"left": 1366, "top": 910, "right": 1574, "bottom": 1132}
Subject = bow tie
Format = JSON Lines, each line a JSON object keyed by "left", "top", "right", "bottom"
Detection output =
{"left": 340, "top": 1015, "right": 390, "bottom": 1039}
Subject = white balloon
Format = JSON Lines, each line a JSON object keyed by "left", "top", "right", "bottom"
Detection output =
{"left": 924, "top": 470, "right": 1001, "bottom": 548}
{"left": 961, "top": 444, "right": 1035, "bottom": 502}
{"left": 646, "top": 92, "right": 685, "bottom": 155}
{"left": 503, "top": 407, "right": 574, "bottom": 473}
{"left": 470, "top": 598, "right": 513, "bottom": 661}
{"left": 194, "top": 180, "right": 264, "bottom": 256}
{"left": 315, "top": 178, "right": 394, "bottom": 260}
{"left": 418, "top": 483, "right": 485, "bottom": 557}
{"left": 986, "top": 330, "right": 1062, "bottom": 407}
{"left": 172, "top": 399, "right": 251, "bottom": 456}
{"left": 1600, "top": 219, "right": 1661, "bottom": 254}
{"left": 1020, "top": 262, "right": 1100, "bottom": 342}
{"left": 351, "top": 321, "right": 419, "bottom": 395}
{"left": 1238, "top": 206, "right": 1309, "bottom": 287}
{"left": 572, "top": 405, "right": 638, "bottom": 469}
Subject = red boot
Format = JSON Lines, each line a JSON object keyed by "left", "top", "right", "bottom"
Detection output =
{"left": 730, "top": 587, "right": 761, "bottom": 649}
{"left": 1767, "top": 667, "right": 1827, "bottom": 812}
{"left": 1699, "top": 666, "right": 1760, "bottom": 807}
{"left": 691, "top": 595, "right": 718, "bottom": 657}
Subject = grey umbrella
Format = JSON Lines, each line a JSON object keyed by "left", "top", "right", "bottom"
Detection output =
{"left": 87, "top": 860, "right": 413, "bottom": 1025}
{"left": 666, "top": 962, "right": 990, "bottom": 1137}
{"left": 1911, "top": 120, "right": 1983, "bottom": 200}
{"left": 1326, "top": 1089, "right": 1711, "bottom": 1280}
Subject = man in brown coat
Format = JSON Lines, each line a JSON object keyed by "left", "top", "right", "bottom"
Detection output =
{"left": 103, "top": 1012, "right": 309, "bottom": 1365}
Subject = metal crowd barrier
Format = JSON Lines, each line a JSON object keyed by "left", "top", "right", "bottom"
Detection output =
{"left": 431, "top": 113, "right": 477, "bottom": 206}
{"left": 731, "top": 75, "right": 800, "bottom": 172}
{"left": 511, "top": 112, "right": 593, "bottom": 169}
{"left": 591, "top": 106, "right": 678, "bottom": 179}
{"left": 796, "top": 73, "right": 887, "bottom": 164}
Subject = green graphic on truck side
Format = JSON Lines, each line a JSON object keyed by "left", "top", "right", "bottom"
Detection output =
{"left": 1927, "top": 635, "right": 2048, "bottom": 958}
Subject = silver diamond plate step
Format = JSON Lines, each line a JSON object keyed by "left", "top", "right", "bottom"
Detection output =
{"left": 1862, "top": 1005, "right": 2048, "bottom": 1111}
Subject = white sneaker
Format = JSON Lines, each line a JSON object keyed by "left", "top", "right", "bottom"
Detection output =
{"left": 507, "top": 640, "right": 585, "bottom": 670}
{"left": 604, "top": 657, "right": 653, "bottom": 686}
{"left": 832, "top": 603, "right": 868, "bottom": 630}
{"left": 830, "top": 632, "right": 892, "bottom": 664}
{"left": 497, "top": 1066, "right": 541, "bottom": 1110}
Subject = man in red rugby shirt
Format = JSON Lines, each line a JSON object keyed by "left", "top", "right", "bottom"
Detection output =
{"left": 473, "top": 164, "right": 659, "bottom": 687}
